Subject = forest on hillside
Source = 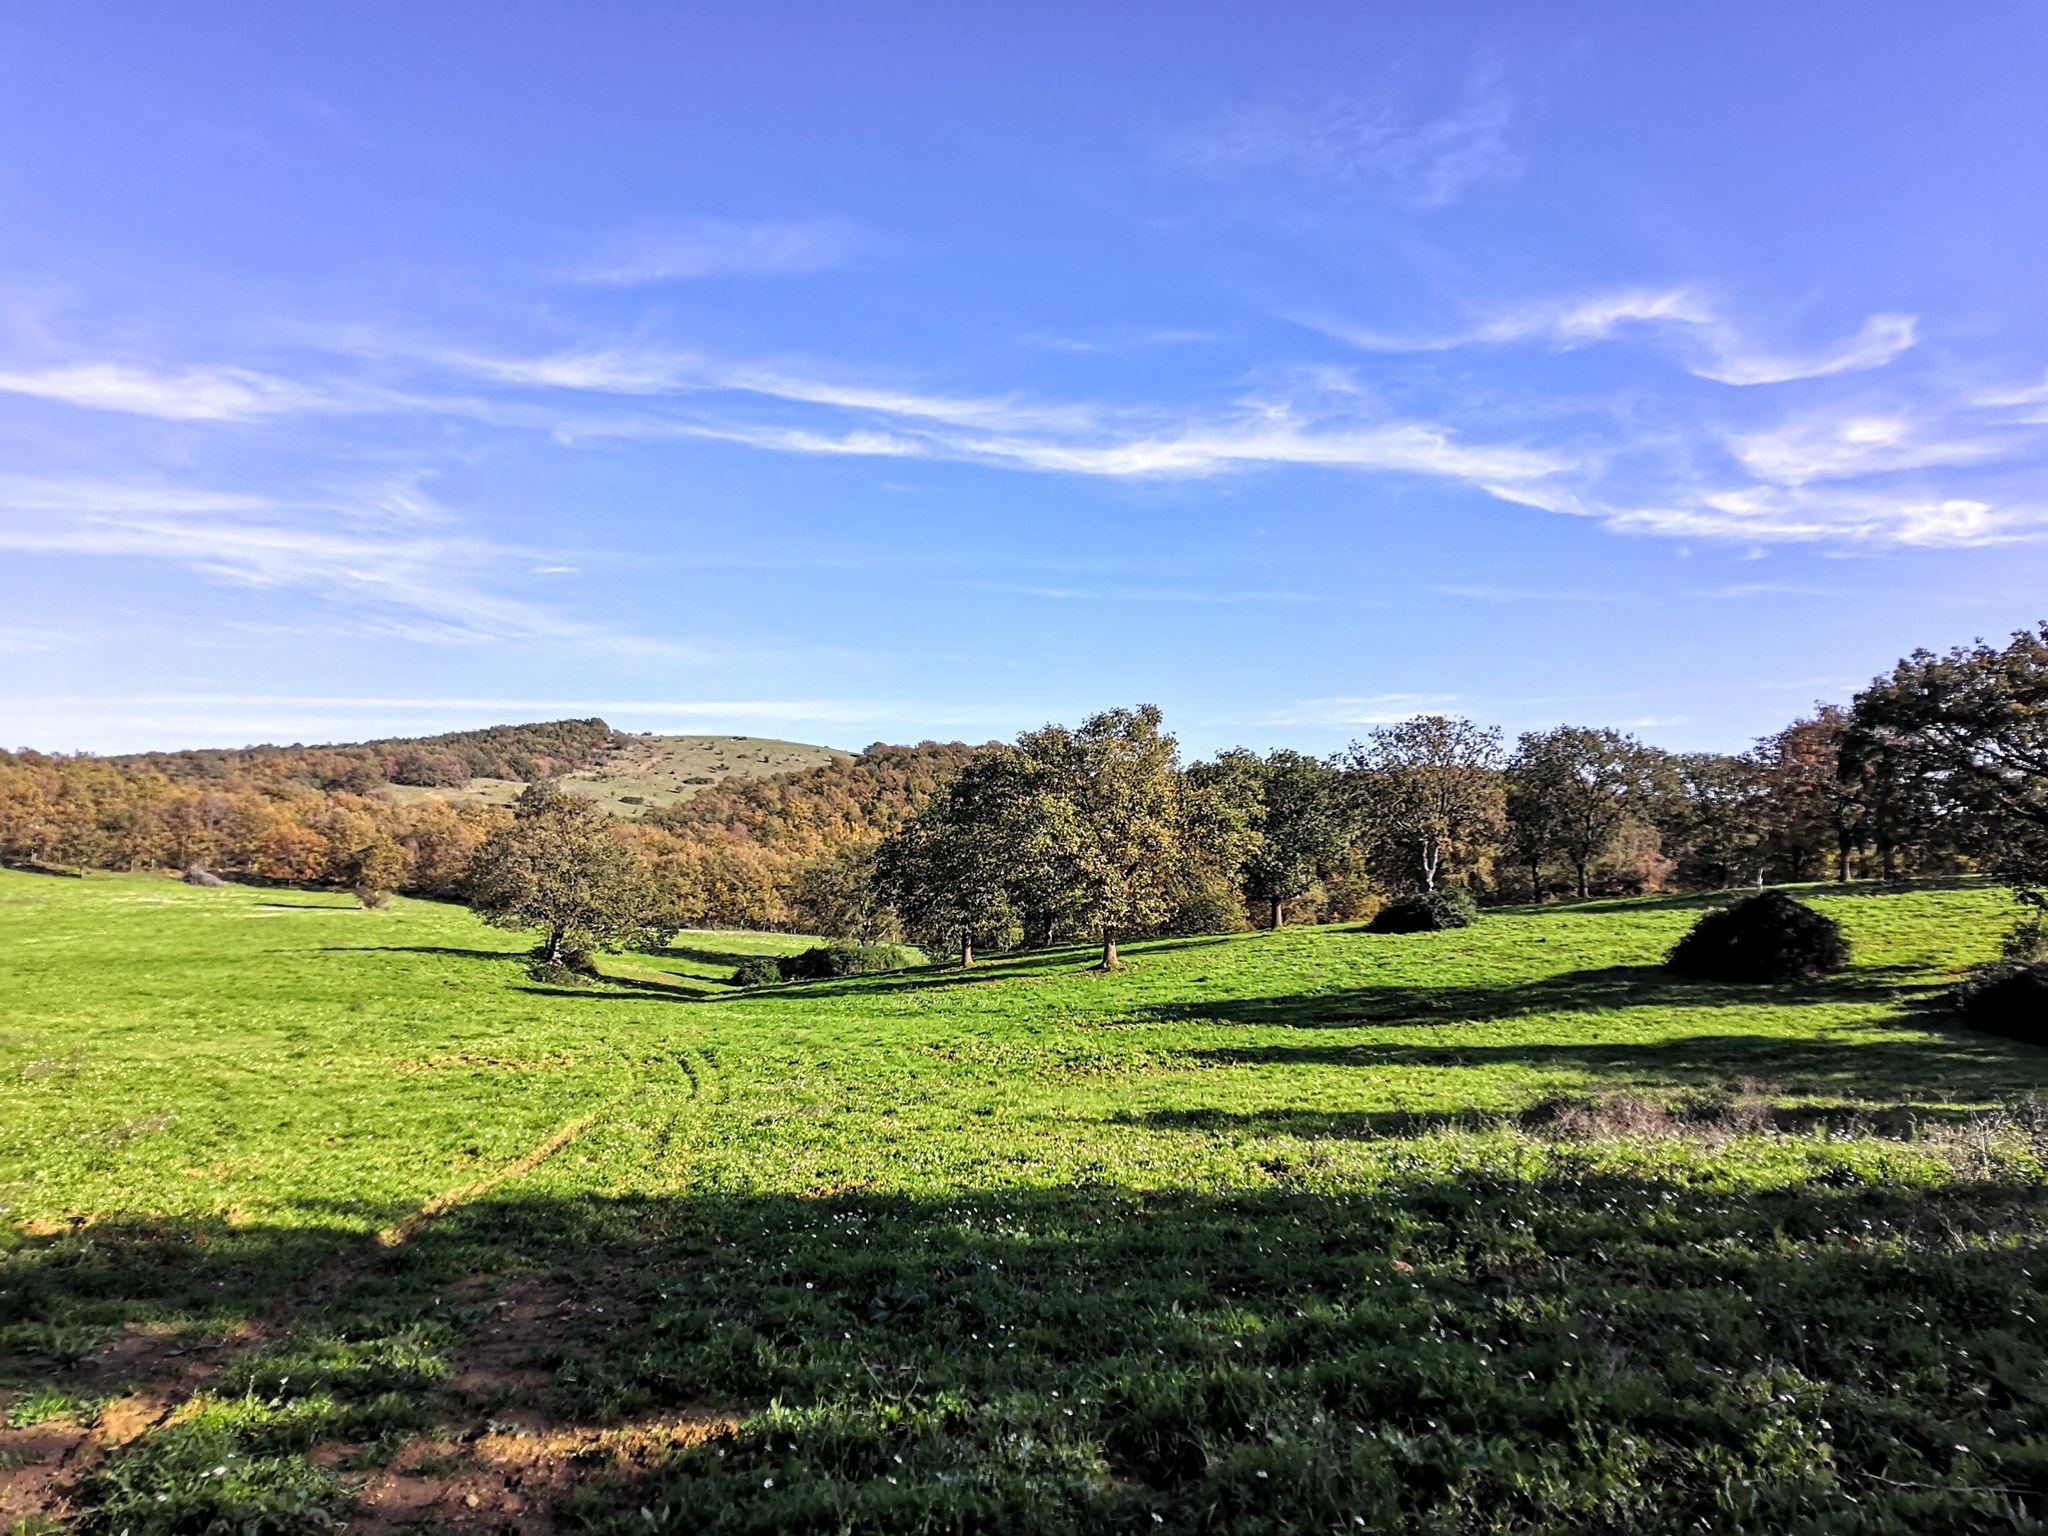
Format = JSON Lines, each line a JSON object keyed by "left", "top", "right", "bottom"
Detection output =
{"left": 2, "top": 622, "right": 2043, "bottom": 942}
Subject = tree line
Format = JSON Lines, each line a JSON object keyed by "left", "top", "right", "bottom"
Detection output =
{"left": 4, "top": 621, "right": 2043, "bottom": 955}
{"left": 863, "top": 621, "right": 2048, "bottom": 961}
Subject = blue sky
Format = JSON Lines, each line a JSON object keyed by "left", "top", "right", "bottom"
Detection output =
{"left": 4, "top": 4, "right": 2047, "bottom": 758}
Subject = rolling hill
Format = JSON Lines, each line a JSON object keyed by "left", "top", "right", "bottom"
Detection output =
{"left": 378, "top": 733, "right": 847, "bottom": 815}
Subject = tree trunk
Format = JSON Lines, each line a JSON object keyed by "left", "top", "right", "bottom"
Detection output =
{"left": 1528, "top": 857, "right": 1543, "bottom": 903}
{"left": 961, "top": 933, "right": 975, "bottom": 967}
{"left": 1836, "top": 828, "right": 1852, "bottom": 883}
{"left": 544, "top": 926, "right": 565, "bottom": 964}
{"left": 1100, "top": 931, "right": 1118, "bottom": 970}
{"left": 1270, "top": 896, "right": 1285, "bottom": 929}
{"left": 1575, "top": 860, "right": 1589, "bottom": 900}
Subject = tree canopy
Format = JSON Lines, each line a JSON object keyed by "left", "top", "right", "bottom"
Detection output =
{"left": 1344, "top": 716, "right": 1505, "bottom": 893}
{"left": 466, "top": 785, "right": 677, "bottom": 965}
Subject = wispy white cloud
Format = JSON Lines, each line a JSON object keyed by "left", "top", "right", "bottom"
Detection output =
{"left": 1169, "top": 62, "right": 1518, "bottom": 208}
{"left": 0, "top": 474, "right": 661, "bottom": 649}
{"left": 1975, "top": 371, "right": 2048, "bottom": 413}
{"left": 1727, "top": 412, "right": 2005, "bottom": 485}
{"left": 0, "top": 361, "right": 331, "bottom": 421}
{"left": 1315, "top": 287, "right": 1917, "bottom": 386}
{"left": 420, "top": 342, "right": 1571, "bottom": 494}
{"left": 1025, "top": 328, "right": 1222, "bottom": 354}
{"left": 1693, "top": 312, "right": 1918, "bottom": 386}
{"left": 0, "top": 625, "right": 58, "bottom": 656}
{"left": 0, "top": 287, "right": 2027, "bottom": 565}
{"left": 1601, "top": 484, "right": 2040, "bottom": 547}
{"left": 1315, "top": 288, "right": 1714, "bottom": 353}
{"left": 573, "top": 218, "right": 870, "bottom": 284}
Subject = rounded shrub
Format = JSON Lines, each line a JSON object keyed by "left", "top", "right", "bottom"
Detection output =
{"left": 1666, "top": 891, "right": 1849, "bottom": 983}
{"left": 525, "top": 960, "right": 593, "bottom": 987}
{"left": 777, "top": 942, "right": 925, "bottom": 980}
{"left": 1954, "top": 961, "right": 2048, "bottom": 1044}
{"left": 1367, "top": 887, "right": 1478, "bottom": 934}
{"left": 730, "top": 956, "right": 783, "bottom": 988}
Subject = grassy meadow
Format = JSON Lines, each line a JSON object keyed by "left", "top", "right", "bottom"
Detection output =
{"left": 5, "top": 868, "right": 2048, "bottom": 1533}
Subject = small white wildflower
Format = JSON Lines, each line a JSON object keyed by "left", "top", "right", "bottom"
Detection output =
{"left": 763, "top": 1477, "right": 775, "bottom": 1488}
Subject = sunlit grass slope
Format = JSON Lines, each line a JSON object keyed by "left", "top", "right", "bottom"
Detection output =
{"left": 1, "top": 870, "right": 2031, "bottom": 1229}
{"left": 5, "top": 869, "right": 2048, "bottom": 1533}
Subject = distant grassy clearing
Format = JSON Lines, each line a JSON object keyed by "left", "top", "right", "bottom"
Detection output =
{"left": 4, "top": 871, "right": 2046, "bottom": 1532}
{"left": 377, "top": 733, "right": 845, "bottom": 815}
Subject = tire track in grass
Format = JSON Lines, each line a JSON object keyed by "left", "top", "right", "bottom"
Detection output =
{"left": 31, "top": 1041, "right": 712, "bottom": 1514}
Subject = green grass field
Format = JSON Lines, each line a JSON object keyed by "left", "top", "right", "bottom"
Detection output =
{"left": 4, "top": 869, "right": 2047, "bottom": 1533}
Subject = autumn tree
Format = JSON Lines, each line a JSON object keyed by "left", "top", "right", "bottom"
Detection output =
{"left": 1344, "top": 716, "right": 1504, "bottom": 893}
{"left": 466, "top": 785, "right": 675, "bottom": 965}
{"left": 1754, "top": 707, "right": 1857, "bottom": 882}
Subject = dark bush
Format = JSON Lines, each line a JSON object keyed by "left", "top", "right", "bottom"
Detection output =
{"left": 525, "top": 960, "right": 593, "bottom": 987}
{"left": 777, "top": 942, "right": 925, "bottom": 980}
{"left": 1666, "top": 891, "right": 1849, "bottom": 983}
{"left": 730, "top": 957, "right": 783, "bottom": 988}
{"left": 1368, "top": 887, "right": 1478, "bottom": 934}
{"left": 1955, "top": 961, "right": 2048, "bottom": 1043}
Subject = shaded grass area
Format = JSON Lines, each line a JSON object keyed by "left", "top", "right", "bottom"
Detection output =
{"left": 5, "top": 869, "right": 2048, "bottom": 1531}
{"left": 10, "top": 1142, "right": 2048, "bottom": 1533}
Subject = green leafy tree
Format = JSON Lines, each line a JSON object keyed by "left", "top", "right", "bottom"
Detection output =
{"left": 1505, "top": 727, "right": 1659, "bottom": 899}
{"left": 875, "top": 772, "right": 1016, "bottom": 965}
{"left": 1344, "top": 716, "right": 1504, "bottom": 893}
{"left": 1653, "top": 752, "right": 1770, "bottom": 890}
{"left": 1844, "top": 624, "right": 2048, "bottom": 892}
{"left": 963, "top": 747, "right": 1087, "bottom": 949}
{"left": 1204, "top": 748, "right": 1351, "bottom": 927}
{"left": 786, "top": 840, "right": 896, "bottom": 943}
{"left": 1504, "top": 744, "right": 1569, "bottom": 902}
{"left": 1020, "top": 706, "right": 1190, "bottom": 969}
{"left": 466, "top": 785, "right": 675, "bottom": 964}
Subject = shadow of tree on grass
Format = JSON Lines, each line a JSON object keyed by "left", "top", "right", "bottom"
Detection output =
{"left": 1181, "top": 1028, "right": 2041, "bottom": 1104}
{"left": 11, "top": 1165, "right": 2048, "bottom": 1532}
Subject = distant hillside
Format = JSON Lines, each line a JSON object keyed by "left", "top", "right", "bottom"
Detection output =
{"left": 646, "top": 740, "right": 986, "bottom": 853}
{"left": 106, "top": 719, "right": 848, "bottom": 813}
{"left": 384, "top": 733, "right": 848, "bottom": 815}
{"left": 110, "top": 718, "right": 621, "bottom": 792}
